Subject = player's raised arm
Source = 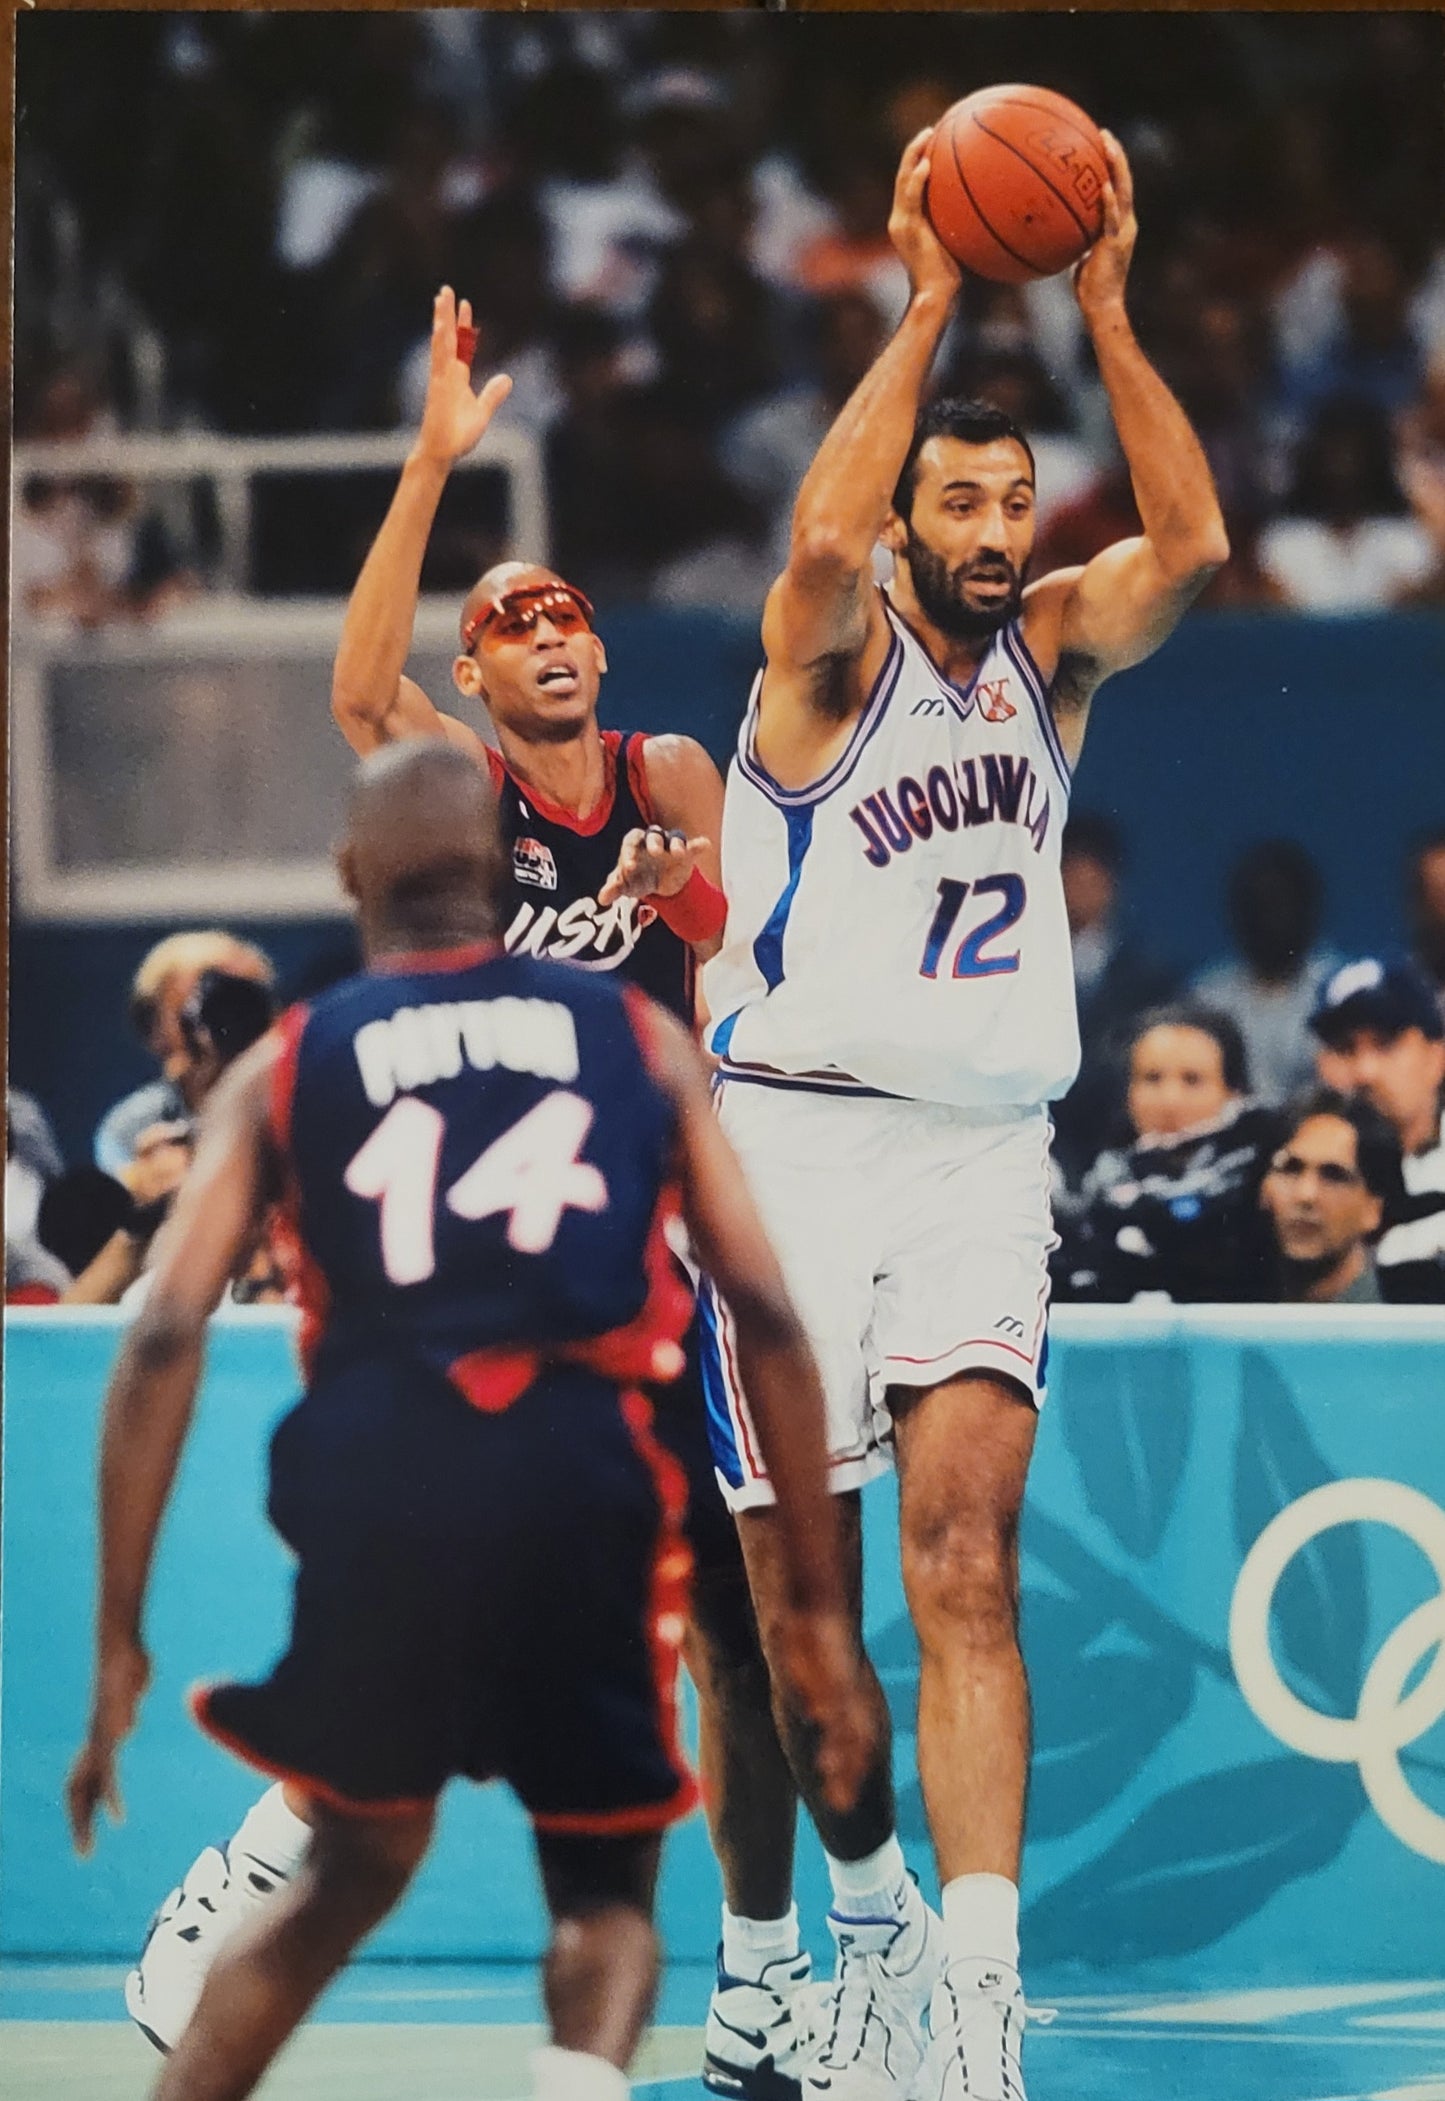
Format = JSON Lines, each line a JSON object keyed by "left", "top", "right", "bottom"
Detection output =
{"left": 1025, "top": 134, "right": 1229, "bottom": 754}
{"left": 331, "top": 287, "right": 512, "bottom": 756}
{"left": 66, "top": 1041, "right": 278, "bottom": 1856}
{"left": 759, "top": 134, "right": 960, "bottom": 736}
{"left": 641, "top": 1002, "right": 874, "bottom": 1811}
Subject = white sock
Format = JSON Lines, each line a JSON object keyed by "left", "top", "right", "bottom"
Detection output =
{"left": 530, "top": 2044, "right": 629, "bottom": 2100}
{"left": 826, "top": 1834, "right": 910, "bottom": 1916}
{"left": 231, "top": 1785, "right": 313, "bottom": 1880}
{"left": 721, "top": 1903, "right": 801, "bottom": 1982}
{"left": 941, "top": 1874, "right": 1020, "bottom": 1972}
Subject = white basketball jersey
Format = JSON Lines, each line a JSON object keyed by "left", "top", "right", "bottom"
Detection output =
{"left": 703, "top": 597, "right": 1080, "bottom": 1109}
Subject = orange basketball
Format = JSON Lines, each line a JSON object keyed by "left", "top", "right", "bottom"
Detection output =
{"left": 925, "top": 84, "right": 1109, "bottom": 284}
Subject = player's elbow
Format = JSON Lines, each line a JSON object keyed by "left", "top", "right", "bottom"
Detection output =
{"left": 787, "top": 515, "right": 869, "bottom": 592}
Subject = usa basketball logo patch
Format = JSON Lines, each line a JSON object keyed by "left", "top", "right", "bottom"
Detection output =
{"left": 513, "top": 837, "right": 558, "bottom": 890}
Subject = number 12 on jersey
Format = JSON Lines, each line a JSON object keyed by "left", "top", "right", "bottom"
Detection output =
{"left": 918, "top": 874, "right": 1026, "bottom": 980}
{"left": 344, "top": 1090, "right": 608, "bottom": 1287}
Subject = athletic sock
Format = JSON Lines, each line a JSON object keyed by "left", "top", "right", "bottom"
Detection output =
{"left": 530, "top": 2044, "right": 630, "bottom": 2100}
{"left": 826, "top": 1833, "right": 910, "bottom": 1914}
{"left": 721, "top": 1902, "right": 801, "bottom": 1983}
{"left": 229, "top": 1784, "right": 313, "bottom": 1887}
{"left": 940, "top": 1874, "right": 1020, "bottom": 1973}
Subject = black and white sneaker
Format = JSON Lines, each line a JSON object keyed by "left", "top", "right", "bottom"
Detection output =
{"left": 912, "top": 1960, "right": 1052, "bottom": 2100}
{"left": 703, "top": 1946, "right": 815, "bottom": 2100}
{"left": 803, "top": 1899, "right": 944, "bottom": 2101}
{"left": 124, "top": 1840, "right": 293, "bottom": 2052}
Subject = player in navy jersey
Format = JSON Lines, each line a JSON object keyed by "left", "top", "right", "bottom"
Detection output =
{"left": 68, "top": 741, "right": 871, "bottom": 2101}
{"left": 701, "top": 132, "right": 1228, "bottom": 2099}
{"left": 123, "top": 293, "right": 807, "bottom": 2101}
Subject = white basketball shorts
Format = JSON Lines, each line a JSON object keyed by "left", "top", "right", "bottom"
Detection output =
{"left": 698, "top": 1077, "right": 1057, "bottom": 1512}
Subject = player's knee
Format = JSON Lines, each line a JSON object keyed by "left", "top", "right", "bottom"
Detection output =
{"left": 308, "top": 1802, "right": 435, "bottom": 1911}
{"left": 903, "top": 1509, "right": 1019, "bottom": 1649}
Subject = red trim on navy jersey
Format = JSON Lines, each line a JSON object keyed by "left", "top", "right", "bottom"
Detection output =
{"left": 371, "top": 939, "right": 502, "bottom": 976}
{"left": 626, "top": 732, "right": 658, "bottom": 824}
{"left": 531, "top": 1386, "right": 698, "bottom": 1837}
{"left": 268, "top": 1004, "right": 310, "bottom": 1156}
{"left": 482, "top": 744, "right": 507, "bottom": 792}
{"left": 188, "top": 1685, "right": 437, "bottom": 1820}
{"left": 497, "top": 728, "right": 623, "bottom": 837}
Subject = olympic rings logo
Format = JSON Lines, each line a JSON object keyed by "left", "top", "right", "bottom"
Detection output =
{"left": 1229, "top": 1479, "right": 1445, "bottom": 1864}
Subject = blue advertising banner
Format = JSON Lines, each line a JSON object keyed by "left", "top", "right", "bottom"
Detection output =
{"left": 3, "top": 1306, "right": 1443, "bottom": 1987}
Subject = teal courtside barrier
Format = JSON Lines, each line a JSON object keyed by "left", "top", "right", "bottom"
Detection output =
{"left": 4, "top": 1305, "right": 1444, "bottom": 1985}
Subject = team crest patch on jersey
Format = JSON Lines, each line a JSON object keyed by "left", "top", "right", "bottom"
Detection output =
{"left": 513, "top": 837, "right": 558, "bottom": 890}
{"left": 977, "top": 676, "right": 1017, "bottom": 723}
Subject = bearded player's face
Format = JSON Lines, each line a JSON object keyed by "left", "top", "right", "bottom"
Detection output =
{"left": 891, "top": 436, "right": 1036, "bottom": 642}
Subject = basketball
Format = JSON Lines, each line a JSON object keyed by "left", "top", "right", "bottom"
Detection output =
{"left": 925, "top": 84, "right": 1109, "bottom": 283}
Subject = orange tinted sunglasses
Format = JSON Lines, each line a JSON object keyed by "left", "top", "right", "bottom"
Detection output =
{"left": 462, "top": 583, "right": 595, "bottom": 652}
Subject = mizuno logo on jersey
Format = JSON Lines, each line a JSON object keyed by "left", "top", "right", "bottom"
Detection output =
{"left": 505, "top": 894, "right": 658, "bottom": 971}
{"left": 513, "top": 836, "right": 558, "bottom": 890}
{"left": 848, "top": 754, "right": 1051, "bottom": 869}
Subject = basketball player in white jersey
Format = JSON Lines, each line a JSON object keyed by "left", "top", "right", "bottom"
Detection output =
{"left": 699, "top": 129, "right": 1227, "bottom": 2099}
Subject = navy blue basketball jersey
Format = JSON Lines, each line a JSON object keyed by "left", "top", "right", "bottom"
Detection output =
{"left": 270, "top": 944, "right": 691, "bottom": 1406}
{"left": 485, "top": 731, "right": 694, "bottom": 1022}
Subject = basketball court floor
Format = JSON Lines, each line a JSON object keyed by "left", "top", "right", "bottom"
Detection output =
{"left": 5, "top": 1961, "right": 1445, "bottom": 2101}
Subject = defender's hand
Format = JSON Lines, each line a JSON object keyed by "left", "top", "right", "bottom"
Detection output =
{"left": 774, "top": 1606, "right": 878, "bottom": 1815}
{"left": 1073, "top": 131, "right": 1137, "bottom": 322}
{"left": 599, "top": 826, "right": 711, "bottom": 907}
{"left": 414, "top": 287, "right": 513, "bottom": 468}
{"left": 67, "top": 1637, "right": 150, "bottom": 1856}
{"left": 889, "top": 130, "right": 963, "bottom": 305}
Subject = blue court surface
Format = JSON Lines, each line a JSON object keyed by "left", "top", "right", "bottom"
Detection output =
{"left": 5, "top": 1962, "right": 1445, "bottom": 2100}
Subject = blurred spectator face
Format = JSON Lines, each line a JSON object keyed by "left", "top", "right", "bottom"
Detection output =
{"left": 1261, "top": 1112, "right": 1383, "bottom": 1268}
{"left": 132, "top": 932, "right": 276, "bottom": 1111}
{"left": 454, "top": 564, "right": 607, "bottom": 743}
{"left": 1061, "top": 848, "right": 1116, "bottom": 937}
{"left": 1128, "top": 1024, "right": 1235, "bottom": 1138}
{"left": 1227, "top": 841, "right": 1322, "bottom": 980}
{"left": 1409, "top": 840, "right": 1445, "bottom": 981}
{"left": 1340, "top": 237, "right": 1410, "bottom": 353}
{"left": 1289, "top": 399, "right": 1404, "bottom": 526}
{"left": 1315, "top": 1025, "right": 1445, "bottom": 1154}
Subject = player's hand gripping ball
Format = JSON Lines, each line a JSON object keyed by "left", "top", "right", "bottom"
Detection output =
{"left": 925, "top": 84, "right": 1109, "bottom": 282}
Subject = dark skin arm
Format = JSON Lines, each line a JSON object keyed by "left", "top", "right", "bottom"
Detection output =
{"left": 641, "top": 1001, "right": 875, "bottom": 1812}
{"left": 66, "top": 1039, "right": 280, "bottom": 1855}
{"left": 331, "top": 286, "right": 511, "bottom": 760}
{"left": 598, "top": 734, "right": 727, "bottom": 963}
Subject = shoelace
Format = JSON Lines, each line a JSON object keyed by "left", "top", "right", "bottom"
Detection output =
{"left": 812, "top": 1939, "right": 895, "bottom": 2069}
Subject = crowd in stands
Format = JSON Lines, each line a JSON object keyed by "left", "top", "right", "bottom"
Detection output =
{"left": 14, "top": 11, "right": 1445, "bottom": 616}
{"left": 9, "top": 827, "right": 1445, "bottom": 1311}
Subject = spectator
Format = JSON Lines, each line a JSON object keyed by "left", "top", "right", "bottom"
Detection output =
{"left": 1406, "top": 828, "right": 1445, "bottom": 1027}
{"left": 1031, "top": 446, "right": 1142, "bottom": 576}
{"left": 6, "top": 1090, "right": 69, "bottom": 1304}
{"left": 1260, "top": 1088, "right": 1404, "bottom": 1303}
{"left": 1049, "top": 813, "right": 1177, "bottom": 1189}
{"left": 1309, "top": 957, "right": 1445, "bottom": 1302}
{"left": 1277, "top": 234, "right": 1428, "bottom": 430}
{"left": 94, "top": 932, "right": 276, "bottom": 1178}
{"left": 1054, "top": 1004, "right": 1282, "bottom": 1304}
{"left": 13, "top": 368, "right": 197, "bottom": 627}
{"left": 1192, "top": 839, "right": 1341, "bottom": 1105}
{"left": 725, "top": 287, "right": 888, "bottom": 573}
{"left": 1258, "top": 395, "right": 1437, "bottom": 609}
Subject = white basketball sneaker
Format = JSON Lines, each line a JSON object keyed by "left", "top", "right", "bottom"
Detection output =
{"left": 703, "top": 1947, "right": 815, "bottom": 2100}
{"left": 124, "top": 1838, "right": 294, "bottom": 2052}
{"left": 803, "top": 1897, "right": 945, "bottom": 2100}
{"left": 911, "top": 1960, "right": 1050, "bottom": 2101}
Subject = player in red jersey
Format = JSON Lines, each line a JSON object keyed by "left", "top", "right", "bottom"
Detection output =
{"left": 68, "top": 739, "right": 873, "bottom": 2101}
